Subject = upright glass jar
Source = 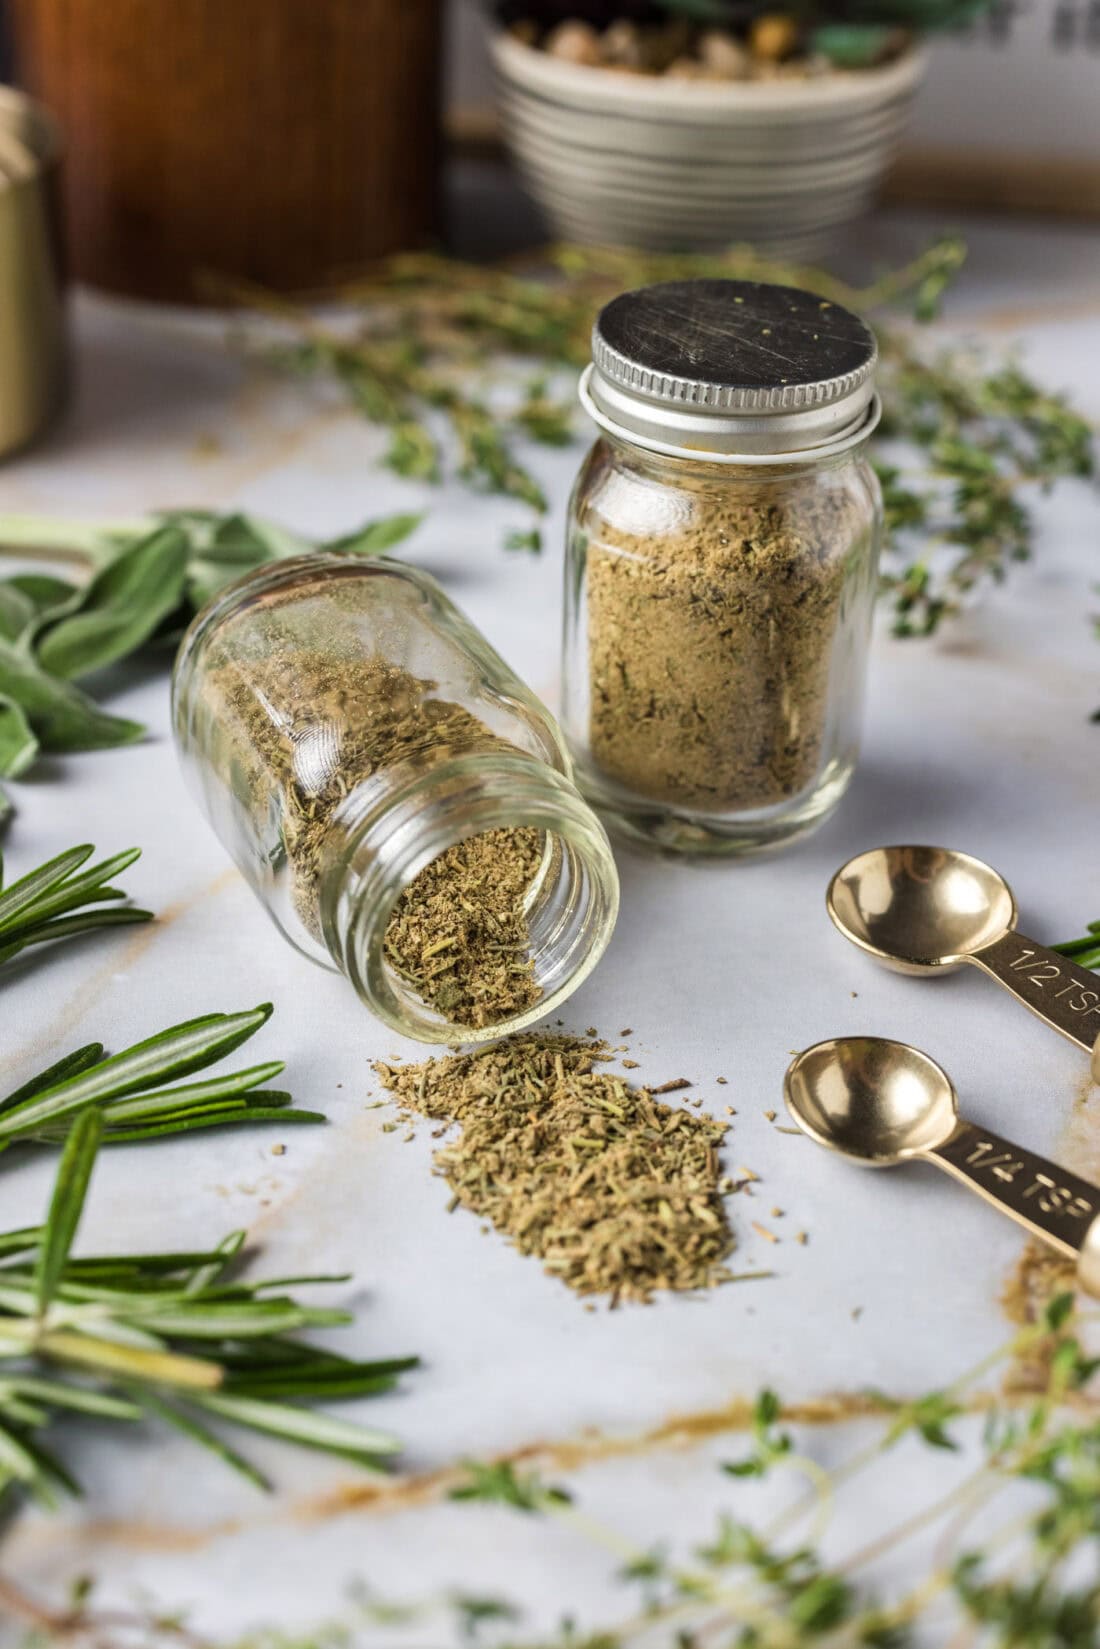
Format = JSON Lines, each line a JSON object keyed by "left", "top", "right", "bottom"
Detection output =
{"left": 173, "top": 554, "right": 619, "bottom": 1043}
{"left": 563, "top": 279, "right": 883, "bottom": 855}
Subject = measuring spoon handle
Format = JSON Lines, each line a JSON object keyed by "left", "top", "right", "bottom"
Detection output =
{"left": 970, "top": 930, "right": 1100, "bottom": 1077}
{"left": 928, "top": 1119, "right": 1100, "bottom": 1297}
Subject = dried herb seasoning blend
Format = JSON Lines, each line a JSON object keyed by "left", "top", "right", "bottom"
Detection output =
{"left": 563, "top": 279, "right": 883, "bottom": 854}
{"left": 172, "top": 554, "right": 619, "bottom": 1042}
{"left": 374, "top": 1034, "right": 736, "bottom": 1304}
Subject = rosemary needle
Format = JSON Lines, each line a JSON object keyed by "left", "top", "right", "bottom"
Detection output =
{"left": 0, "top": 843, "right": 151, "bottom": 973}
{"left": 0, "top": 1001, "right": 325, "bottom": 1151}
{"left": 0, "top": 1117, "right": 417, "bottom": 1506}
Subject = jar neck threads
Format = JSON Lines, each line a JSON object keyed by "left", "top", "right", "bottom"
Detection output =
{"left": 319, "top": 749, "right": 620, "bottom": 1043}
{"left": 581, "top": 365, "right": 882, "bottom": 467}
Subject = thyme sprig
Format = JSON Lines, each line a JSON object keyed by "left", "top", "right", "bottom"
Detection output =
{"left": 0, "top": 843, "right": 150, "bottom": 974}
{"left": 0, "top": 1001, "right": 323, "bottom": 1152}
{"left": 0, "top": 1115, "right": 416, "bottom": 1511}
{"left": 213, "top": 237, "right": 1095, "bottom": 638}
{"left": 875, "top": 347, "right": 1096, "bottom": 636}
{"left": 444, "top": 1300, "right": 1100, "bottom": 1644}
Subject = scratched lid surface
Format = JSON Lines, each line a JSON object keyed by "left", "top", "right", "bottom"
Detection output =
{"left": 583, "top": 278, "right": 879, "bottom": 460}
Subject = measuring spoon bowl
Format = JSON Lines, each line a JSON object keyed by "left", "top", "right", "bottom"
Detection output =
{"left": 785, "top": 1035, "right": 1100, "bottom": 1296}
{"left": 828, "top": 845, "right": 1100, "bottom": 1077}
{"left": 827, "top": 846, "right": 1017, "bottom": 975}
{"left": 784, "top": 1036, "right": 958, "bottom": 1165}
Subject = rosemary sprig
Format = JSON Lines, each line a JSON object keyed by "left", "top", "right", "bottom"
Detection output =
{"left": 0, "top": 1002, "right": 324, "bottom": 1152}
{"left": 0, "top": 843, "right": 151, "bottom": 974}
{"left": 1053, "top": 920, "right": 1100, "bottom": 971}
{"left": 0, "top": 1115, "right": 416, "bottom": 1508}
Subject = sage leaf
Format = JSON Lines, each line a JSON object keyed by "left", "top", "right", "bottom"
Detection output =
{"left": 5, "top": 572, "right": 80, "bottom": 617}
{"left": 0, "top": 696, "right": 38, "bottom": 778}
{"left": 183, "top": 511, "right": 311, "bottom": 610}
{"left": 0, "top": 584, "right": 37, "bottom": 643}
{"left": 36, "top": 525, "right": 189, "bottom": 680}
{"left": 320, "top": 512, "right": 422, "bottom": 558}
{"left": 0, "top": 573, "right": 84, "bottom": 653}
{"left": 203, "top": 511, "right": 308, "bottom": 564}
{"left": 35, "top": 1110, "right": 103, "bottom": 1313}
{"left": 0, "top": 637, "right": 144, "bottom": 752}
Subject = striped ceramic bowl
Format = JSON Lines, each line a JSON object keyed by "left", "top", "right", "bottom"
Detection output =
{"left": 490, "top": 31, "right": 927, "bottom": 259}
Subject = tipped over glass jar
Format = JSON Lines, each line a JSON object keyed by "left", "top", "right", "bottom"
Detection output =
{"left": 172, "top": 555, "right": 619, "bottom": 1043}
{"left": 562, "top": 278, "right": 884, "bottom": 855}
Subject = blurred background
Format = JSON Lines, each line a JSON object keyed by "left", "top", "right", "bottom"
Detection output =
{"left": 0, "top": 0, "right": 1097, "bottom": 320}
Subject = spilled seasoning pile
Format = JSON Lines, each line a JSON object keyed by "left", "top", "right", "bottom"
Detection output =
{"left": 373, "top": 1034, "right": 735, "bottom": 1303}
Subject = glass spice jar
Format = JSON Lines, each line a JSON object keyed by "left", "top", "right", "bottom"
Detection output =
{"left": 562, "top": 278, "right": 884, "bottom": 855}
{"left": 172, "top": 554, "right": 620, "bottom": 1043}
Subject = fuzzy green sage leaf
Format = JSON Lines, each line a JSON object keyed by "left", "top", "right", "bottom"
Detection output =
{"left": 35, "top": 524, "right": 189, "bottom": 681}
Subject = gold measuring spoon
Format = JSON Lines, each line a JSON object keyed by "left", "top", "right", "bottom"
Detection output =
{"left": 785, "top": 1036, "right": 1100, "bottom": 1294}
{"left": 828, "top": 847, "right": 1100, "bottom": 1081}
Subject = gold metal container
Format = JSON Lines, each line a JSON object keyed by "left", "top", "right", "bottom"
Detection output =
{"left": 0, "top": 85, "right": 65, "bottom": 459}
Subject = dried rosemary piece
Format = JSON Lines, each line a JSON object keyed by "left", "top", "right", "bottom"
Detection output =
{"left": 374, "top": 1035, "right": 735, "bottom": 1303}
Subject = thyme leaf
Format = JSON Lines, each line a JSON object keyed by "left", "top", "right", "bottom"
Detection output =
{"left": 5, "top": 1300, "right": 1100, "bottom": 1641}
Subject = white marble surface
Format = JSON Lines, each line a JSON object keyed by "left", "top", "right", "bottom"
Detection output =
{"left": 0, "top": 208, "right": 1099, "bottom": 1642}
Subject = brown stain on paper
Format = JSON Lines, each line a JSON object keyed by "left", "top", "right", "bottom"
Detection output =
{"left": 39, "top": 1390, "right": 891, "bottom": 1560}
{"left": 295, "top": 1390, "right": 904, "bottom": 1527}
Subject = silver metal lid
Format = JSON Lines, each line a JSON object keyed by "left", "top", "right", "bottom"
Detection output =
{"left": 584, "top": 278, "right": 879, "bottom": 461}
